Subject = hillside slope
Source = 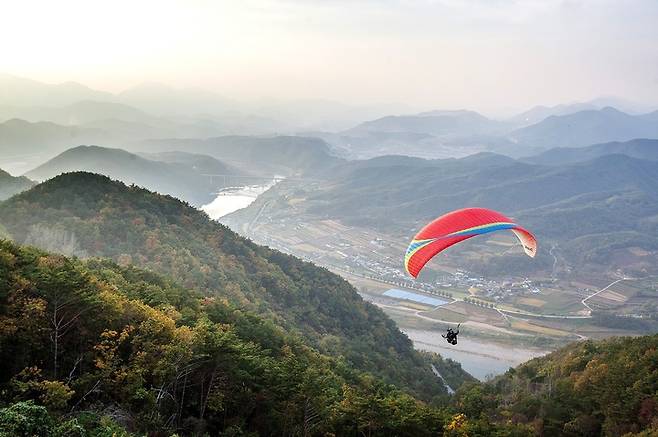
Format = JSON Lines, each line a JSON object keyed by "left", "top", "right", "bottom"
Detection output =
{"left": 454, "top": 334, "right": 658, "bottom": 436}
{"left": 2, "top": 243, "right": 653, "bottom": 437}
{"left": 0, "top": 239, "right": 452, "bottom": 435}
{"left": 0, "top": 172, "right": 469, "bottom": 400}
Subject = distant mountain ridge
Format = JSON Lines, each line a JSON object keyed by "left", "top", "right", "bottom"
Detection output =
{"left": 0, "top": 73, "right": 112, "bottom": 107}
{"left": 307, "top": 152, "right": 658, "bottom": 228}
{"left": 24, "top": 145, "right": 233, "bottom": 205}
{"left": 137, "top": 135, "right": 343, "bottom": 176}
{"left": 0, "top": 100, "right": 153, "bottom": 126}
{"left": 509, "top": 107, "right": 658, "bottom": 149}
{"left": 231, "top": 152, "right": 658, "bottom": 276}
{"left": 139, "top": 150, "right": 246, "bottom": 176}
{"left": 4, "top": 73, "right": 658, "bottom": 162}
{"left": 345, "top": 110, "right": 508, "bottom": 137}
{"left": 0, "top": 101, "right": 290, "bottom": 140}
{"left": 511, "top": 102, "right": 600, "bottom": 125}
{"left": 312, "top": 110, "right": 515, "bottom": 159}
{"left": 317, "top": 103, "right": 658, "bottom": 159}
{"left": 0, "top": 74, "right": 399, "bottom": 133}
{"left": 509, "top": 96, "right": 655, "bottom": 126}
{"left": 0, "top": 118, "right": 112, "bottom": 165}
{"left": 524, "top": 138, "right": 658, "bottom": 165}
{"left": 0, "top": 117, "right": 342, "bottom": 178}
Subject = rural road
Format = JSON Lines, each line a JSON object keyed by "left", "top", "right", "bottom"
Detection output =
{"left": 581, "top": 278, "right": 629, "bottom": 314}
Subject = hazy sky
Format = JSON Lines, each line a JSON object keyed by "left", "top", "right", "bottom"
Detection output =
{"left": 2, "top": 0, "right": 658, "bottom": 113}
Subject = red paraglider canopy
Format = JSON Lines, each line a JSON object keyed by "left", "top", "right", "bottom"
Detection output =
{"left": 404, "top": 207, "right": 536, "bottom": 278}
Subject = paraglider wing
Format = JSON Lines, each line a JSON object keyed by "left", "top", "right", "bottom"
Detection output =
{"left": 404, "top": 208, "right": 536, "bottom": 278}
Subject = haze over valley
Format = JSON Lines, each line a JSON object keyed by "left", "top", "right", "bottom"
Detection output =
{"left": 2, "top": 1, "right": 658, "bottom": 435}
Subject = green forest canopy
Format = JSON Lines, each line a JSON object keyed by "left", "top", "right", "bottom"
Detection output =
{"left": 0, "top": 172, "right": 469, "bottom": 400}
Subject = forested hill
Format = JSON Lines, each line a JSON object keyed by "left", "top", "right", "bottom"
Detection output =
{"left": 0, "top": 172, "right": 469, "bottom": 401}
{"left": 2, "top": 242, "right": 655, "bottom": 437}
{"left": 454, "top": 334, "right": 658, "bottom": 436}
{"left": 0, "top": 239, "right": 453, "bottom": 436}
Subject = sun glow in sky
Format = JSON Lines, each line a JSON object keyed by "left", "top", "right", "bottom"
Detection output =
{"left": 1, "top": 0, "right": 657, "bottom": 112}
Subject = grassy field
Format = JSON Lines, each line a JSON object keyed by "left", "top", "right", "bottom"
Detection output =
{"left": 587, "top": 277, "right": 657, "bottom": 314}
{"left": 509, "top": 319, "right": 575, "bottom": 337}
{"left": 400, "top": 301, "right": 435, "bottom": 311}
{"left": 517, "top": 297, "right": 547, "bottom": 308}
{"left": 509, "top": 286, "right": 585, "bottom": 315}
{"left": 423, "top": 307, "right": 469, "bottom": 323}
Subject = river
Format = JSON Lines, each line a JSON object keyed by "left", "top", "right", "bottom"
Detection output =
{"left": 201, "top": 183, "right": 275, "bottom": 219}
{"left": 404, "top": 328, "right": 548, "bottom": 380}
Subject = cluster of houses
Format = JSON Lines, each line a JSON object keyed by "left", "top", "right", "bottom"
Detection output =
{"left": 247, "top": 225, "right": 549, "bottom": 306}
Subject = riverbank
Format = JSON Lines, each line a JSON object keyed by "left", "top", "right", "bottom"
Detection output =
{"left": 405, "top": 328, "right": 548, "bottom": 380}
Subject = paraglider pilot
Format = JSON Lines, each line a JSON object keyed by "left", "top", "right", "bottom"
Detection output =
{"left": 442, "top": 324, "right": 460, "bottom": 345}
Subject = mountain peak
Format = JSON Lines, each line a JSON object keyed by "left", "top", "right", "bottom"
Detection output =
{"left": 510, "top": 106, "right": 658, "bottom": 148}
{"left": 600, "top": 105, "right": 624, "bottom": 114}
{"left": 30, "top": 170, "right": 115, "bottom": 190}
{"left": 416, "top": 109, "right": 486, "bottom": 118}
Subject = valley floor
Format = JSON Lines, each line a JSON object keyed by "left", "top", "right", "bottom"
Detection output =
{"left": 220, "top": 184, "right": 657, "bottom": 377}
